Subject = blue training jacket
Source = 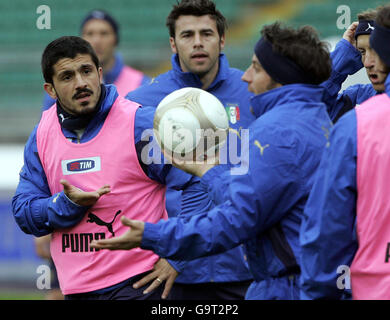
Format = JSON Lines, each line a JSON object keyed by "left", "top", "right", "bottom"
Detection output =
{"left": 140, "top": 84, "right": 333, "bottom": 299}
{"left": 12, "top": 84, "right": 212, "bottom": 281}
{"left": 322, "top": 39, "right": 377, "bottom": 122}
{"left": 126, "top": 53, "right": 255, "bottom": 284}
{"left": 299, "top": 75, "right": 390, "bottom": 300}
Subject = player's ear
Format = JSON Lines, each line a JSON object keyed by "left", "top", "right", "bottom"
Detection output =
{"left": 44, "top": 82, "right": 57, "bottom": 100}
{"left": 169, "top": 37, "right": 177, "bottom": 54}
{"left": 220, "top": 34, "right": 225, "bottom": 51}
{"left": 98, "top": 66, "right": 103, "bottom": 83}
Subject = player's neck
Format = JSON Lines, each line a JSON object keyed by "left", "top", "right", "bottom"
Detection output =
{"left": 199, "top": 62, "right": 219, "bottom": 90}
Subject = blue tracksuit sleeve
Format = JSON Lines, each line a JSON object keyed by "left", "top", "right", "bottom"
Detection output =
{"left": 134, "top": 106, "right": 214, "bottom": 272}
{"left": 321, "top": 39, "right": 363, "bottom": 120}
{"left": 200, "top": 164, "right": 232, "bottom": 205}
{"left": 12, "top": 127, "right": 91, "bottom": 237}
{"left": 141, "top": 125, "right": 302, "bottom": 261}
{"left": 299, "top": 110, "right": 358, "bottom": 300}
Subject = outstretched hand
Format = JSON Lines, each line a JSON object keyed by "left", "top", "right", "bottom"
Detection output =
{"left": 60, "top": 179, "right": 111, "bottom": 207}
{"left": 90, "top": 216, "right": 144, "bottom": 250}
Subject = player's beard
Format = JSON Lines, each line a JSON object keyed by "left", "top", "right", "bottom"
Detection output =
{"left": 54, "top": 85, "right": 101, "bottom": 116}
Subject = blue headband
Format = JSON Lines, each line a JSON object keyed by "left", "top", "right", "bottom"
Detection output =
{"left": 355, "top": 20, "right": 375, "bottom": 40}
{"left": 81, "top": 10, "right": 119, "bottom": 44}
{"left": 370, "top": 22, "right": 390, "bottom": 68}
{"left": 254, "top": 37, "right": 314, "bottom": 85}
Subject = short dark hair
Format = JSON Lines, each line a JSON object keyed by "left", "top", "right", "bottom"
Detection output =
{"left": 261, "top": 22, "right": 331, "bottom": 85}
{"left": 41, "top": 36, "right": 100, "bottom": 84}
{"left": 166, "top": 0, "right": 227, "bottom": 38}
{"left": 376, "top": 4, "right": 390, "bottom": 28}
{"left": 357, "top": 8, "right": 377, "bottom": 22}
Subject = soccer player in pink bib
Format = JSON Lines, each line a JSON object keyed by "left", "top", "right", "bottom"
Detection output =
{"left": 13, "top": 36, "right": 210, "bottom": 300}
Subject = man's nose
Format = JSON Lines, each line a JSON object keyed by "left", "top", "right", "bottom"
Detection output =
{"left": 364, "top": 52, "right": 375, "bottom": 69}
{"left": 193, "top": 33, "right": 203, "bottom": 48}
{"left": 87, "top": 33, "right": 101, "bottom": 46}
{"left": 241, "top": 67, "right": 251, "bottom": 83}
{"left": 75, "top": 73, "right": 88, "bottom": 89}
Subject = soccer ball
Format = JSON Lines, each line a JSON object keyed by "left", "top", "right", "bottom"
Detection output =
{"left": 153, "top": 87, "right": 229, "bottom": 161}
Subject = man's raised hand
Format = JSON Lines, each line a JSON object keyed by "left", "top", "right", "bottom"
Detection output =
{"left": 60, "top": 179, "right": 111, "bottom": 207}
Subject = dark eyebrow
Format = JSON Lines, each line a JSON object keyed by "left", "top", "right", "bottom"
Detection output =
{"left": 180, "top": 28, "right": 215, "bottom": 35}
{"left": 80, "top": 64, "right": 94, "bottom": 69}
{"left": 200, "top": 28, "right": 215, "bottom": 33}
{"left": 58, "top": 70, "right": 74, "bottom": 78}
{"left": 180, "top": 29, "right": 194, "bottom": 35}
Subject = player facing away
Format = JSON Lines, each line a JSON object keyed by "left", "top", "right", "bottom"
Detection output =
{"left": 91, "top": 22, "right": 333, "bottom": 300}
{"left": 42, "top": 9, "right": 150, "bottom": 110}
{"left": 12, "top": 36, "right": 212, "bottom": 299}
{"left": 299, "top": 5, "right": 390, "bottom": 300}
{"left": 127, "top": 0, "right": 254, "bottom": 300}
{"left": 322, "top": 7, "right": 385, "bottom": 122}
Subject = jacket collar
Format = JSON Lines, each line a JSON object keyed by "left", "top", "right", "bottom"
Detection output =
{"left": 171, "top": 53, "right": 229, "bottom": 90}
{"left": 385, "top": 74, "right": 390, "bottom": 97}
{"left": 250, "top": 84, "right": 325, "bottom": 118}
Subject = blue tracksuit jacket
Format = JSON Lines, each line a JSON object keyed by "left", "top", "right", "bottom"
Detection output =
{"left": 322, "top": 39, "right": 377, "bottom": 122}
{"left": 299, "top": 74, "right": 390, "bottom": 300}
{"left": 140, "top": 84, "right": 333, "bottom": 299}
{"left": 126, "top": 53, "right": 255, "bottom": 284}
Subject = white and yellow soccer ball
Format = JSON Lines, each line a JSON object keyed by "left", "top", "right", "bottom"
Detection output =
{"left": 153, "top": 87, "right": 229, "bottom": 161}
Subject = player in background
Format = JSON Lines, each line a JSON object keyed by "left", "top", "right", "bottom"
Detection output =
{"left": 91, "top": 22, "right": 333, "bottom": 300}
{"left": 42, "top": 9, "right": 150, "bottom": 110}
{"left": 299, "top": 5, "right": 390, "bottom": 300}
{"left": 126, "top": 0, "right": 255, "bottom": 300}
{"left": 34, "top": 235, "right": 64, "bottom": 300}
{"left": 13, "top": 36, "right": 211, "bottom": 300}
{"left": 322, "top": 7, "right": 384, "bottom": 122}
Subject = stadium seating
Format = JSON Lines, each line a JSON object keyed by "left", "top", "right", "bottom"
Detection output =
{"left": 0, "top": 0, "right": 382, "bottom": 142}
{"left": 0, "top": 0, "right": 244, "bottom": 115}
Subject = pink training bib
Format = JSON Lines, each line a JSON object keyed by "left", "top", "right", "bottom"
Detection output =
{"left": 115, "top": 66, "right": 145, "bottom": 96}
{"left": 352, "top": 93, "right": 390, "bottom": 299}
{"left": 37, "top": 95, "right": 167, "bottom": 294}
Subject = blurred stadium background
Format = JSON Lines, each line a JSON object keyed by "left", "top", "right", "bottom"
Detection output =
{"left": 0, "top": 0, "right": 385, "bottom": 299}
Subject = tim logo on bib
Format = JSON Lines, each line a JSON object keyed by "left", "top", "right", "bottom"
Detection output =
{"left": 61, "top": 157, "right": 101, "bottom": 175}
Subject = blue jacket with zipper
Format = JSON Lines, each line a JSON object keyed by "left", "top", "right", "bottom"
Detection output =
{"left": 126, "top": 53, "right": 255, "bottom": 284}
{"left": 140, "top": 84, "right": 332, "bottom": 299}
{"left": 321, "top": 39, "right": 377, "bottom": 122}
